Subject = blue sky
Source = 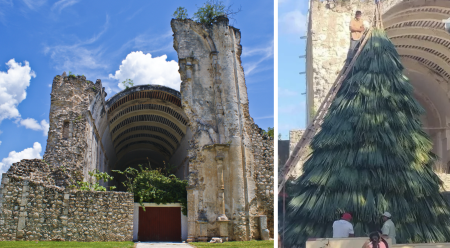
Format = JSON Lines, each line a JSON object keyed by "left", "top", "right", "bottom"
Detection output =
{"left": 278, "top": 0, "right": 308, "bottom": 140}
{"left": 0, "top": 0, "right": 274, "bottom": 173}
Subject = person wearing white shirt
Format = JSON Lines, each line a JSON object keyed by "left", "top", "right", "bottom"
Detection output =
{"left": 332, "top": 213, "right": 355, "bottom": 238}
{"left": 381, "top": 212, "right": 396, "bottom": 244}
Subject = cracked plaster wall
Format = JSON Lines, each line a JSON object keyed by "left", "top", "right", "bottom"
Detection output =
{"left": 172, "top": 17, "right": 273, "bottom": 241}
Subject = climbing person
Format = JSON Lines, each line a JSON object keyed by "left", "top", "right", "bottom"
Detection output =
{"left": 346, "top": 10, "right": 365, "bottom": 63}
{"left": 362, "top": 232, "right": 388, "bottom": 248}
{"left": 381, "top": 212, "right": 396, "bottom": 244}
{"left": 332, "top": 213, "right": 355, "bottom": 238}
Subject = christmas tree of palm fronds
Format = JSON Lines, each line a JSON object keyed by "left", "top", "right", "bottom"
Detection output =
{"left": 284, "top": 28, "right": 450, "bottom": 247}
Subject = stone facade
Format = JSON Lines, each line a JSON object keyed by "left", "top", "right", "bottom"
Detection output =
{"left": 0, "top": 160, "right": 133, "bottom": 241}
{"left": 0, "top": 17, "right": 273, "bottom": 242}
{"left": 172, "top": 17, "right": 273, "bottom": 241}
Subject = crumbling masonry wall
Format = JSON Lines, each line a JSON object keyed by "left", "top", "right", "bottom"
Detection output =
{"left": 43, "top": 74, "right": 109, "bottom": 185}
{"left": 250, "top": 124, "right": 274, "bottom": 237}
{"left": 172, "top": 17, "right": 273, "bottom": 241}
{"left": 0, "top": 160, "right": 133, "bottom": 241}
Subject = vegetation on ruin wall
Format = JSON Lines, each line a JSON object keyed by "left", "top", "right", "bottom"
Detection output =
{"left": 262, "top": 127, "right": 274, "bottom": 138}
{"left": 70, "top": 170, "right": 116, "bottom": 191}
{"left": 0, "top": 241, "right": 134, "bottom": 247}
{"left": 173, "top": 0, "right": 240, "bottom": 24}
{"left": 113, "top": 164, "right": 188, "bottom": 215}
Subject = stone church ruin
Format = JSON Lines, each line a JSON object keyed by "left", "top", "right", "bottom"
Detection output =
{"left": 0, "top": 17, "right": 274, "bottom": 242}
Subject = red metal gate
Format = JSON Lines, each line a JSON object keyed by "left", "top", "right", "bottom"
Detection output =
{"left": 138, "top": 207, "right": 181, "bottom": 241}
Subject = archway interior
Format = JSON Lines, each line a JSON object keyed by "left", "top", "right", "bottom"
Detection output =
{"left": 383, "top": 0, "right": 450, "bottom": 170}
{"left": 100, "top": 86, "right": 191, "bottom": 191}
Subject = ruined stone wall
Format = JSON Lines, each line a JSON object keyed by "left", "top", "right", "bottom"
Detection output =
{"left": 0, "top": 161, "right": 133, "bottom": 241}
{"left": 172, "top": 17, "right": 273, "bottom": 241}
{"left": 250, "top": 124, "right": 274, "bottom": 238}
{"left": 307, "top": 0, "right": 401, "bottom": 114}
{"left": 288, "top": 130, "right": 306, "bottom": 178}
{"left": 43, "top": 74, "right": 109, "bottom": 184}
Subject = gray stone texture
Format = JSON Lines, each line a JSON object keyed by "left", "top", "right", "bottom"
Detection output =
{"left": 0, "top": 173, "right": 133, "bottom": 241}
{"left": 172, "top": 17, "right": 273, "bottom": 241}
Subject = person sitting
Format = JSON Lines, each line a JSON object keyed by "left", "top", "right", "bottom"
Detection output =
{"left": 362, "top": 232, "right": 388, "bottom": 248}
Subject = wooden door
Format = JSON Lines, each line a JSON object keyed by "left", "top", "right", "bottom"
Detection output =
{"left": 138, "top": 207, "right": 182, "bottom": 241}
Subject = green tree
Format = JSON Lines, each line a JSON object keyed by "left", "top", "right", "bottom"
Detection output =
{"left": 263, "top": 127, "right": 274, "bottom": 138}
{"left": 193, "top": 0, "right": 240, "bottom": 24}
{"left": 284, "top": 29, "right": 450, "bottom": 246}
{"left": 122, "top": 79, "right": 134, "bottom": 90}
{"left": 173, "top": 7, "right": 188, "bottom": 20}
{"left": 113, "top": 165, "right": 188, "bottom": 215}
{"left": 72, "top": 170, "right": 116, "bottom": 191}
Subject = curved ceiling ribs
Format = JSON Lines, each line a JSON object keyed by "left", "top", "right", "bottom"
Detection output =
{"left": 383, "top": 1, "right": 450, "bottom": 83}
{"left": 105, "top": 86, "right": 187, "bottom": 163}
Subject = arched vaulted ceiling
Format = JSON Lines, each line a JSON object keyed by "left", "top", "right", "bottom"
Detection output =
{"left": 383, "top": 0, "right": 450, "bottom": 128}
{"left": 105, "top": 85, "right": 188, "bottom": 169}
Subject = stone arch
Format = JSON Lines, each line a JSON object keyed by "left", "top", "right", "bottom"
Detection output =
{"left": 102, "top": 85, "right": 192, "bottom": 189}
{"left": 382, "top": 0, "right": 450, "bottom": 170}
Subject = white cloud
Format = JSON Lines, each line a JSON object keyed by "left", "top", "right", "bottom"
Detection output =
{"left": 279, "top": 10, "right": 307, "bottom": 35}
{"left": 0, "top": 59, "right": 36, "bottom": 124}
{"left": 242, "top": 41, "right": 274, "bottom": 76}
{"left": 19, "top": 118, "right": 49, "bottom": 136}
{"left": 44, "top": 15, "right": 109, "bottom": 73}
{"left": 45, "top": 45, "right": 106, "bottom": 73}
{"left": 52, "top": 0, "right": 80, "bottom": 13}
{"left": 0, "top": 141, "right": 2, "bottom": 145}
{"left": 279, "top": 88, "right": 300, "bottom": 97}
{"left": 109, "top": 51, "right": 180, "bottom": 91}
{"left": 254, "top": 115, "right": 274, "bottom": 120}
{"left": 0, "top": 142, "right": 42, "bottom": 174}
{"left": 22, "top": 0, "right": 46, "bottom": 10}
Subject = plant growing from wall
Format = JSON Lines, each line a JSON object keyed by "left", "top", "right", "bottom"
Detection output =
{"left": 68, "top": 71, "right": 76, "bottom": 79}
{"left": 73, "top": 170, "right": 116, "bottom": 191}
{"left": 173, "top": 7, "right": 188, "bottom": 20}
{"left": 122, "top": 79, "right": 134, "bottom": 90}
{"left": 284, "top": 28, "right": 450, "bottom": 246}
{"left": 263, "top": 127, "right": 274, "bottom": 138}
{"left": 113, "top": 165, "right": 188, "bottom": 215}
{"left": 193, "top": 0, "right": 241, "bottom": 24}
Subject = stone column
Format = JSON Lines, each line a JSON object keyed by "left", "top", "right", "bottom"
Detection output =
{"left": 259, "top": 215, "right": 270, "bottom": 240}
{"left": 186, "top": 188, "right": 197, "bottom": 243}
{"left": 215, "top": 144, "right": 230, "bottom": 241}
{"left": 16, "top": 180, "right": 29, "bottom": 240}
{"left": 215, "top": 144, "right": 229, "bottom": 221}
{"left": 211, "top": 51, "right": 226, "bottom": 144}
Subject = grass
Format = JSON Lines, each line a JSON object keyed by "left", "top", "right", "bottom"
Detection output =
{"left": 0, "top": 241, "right": 135, "bottom": 248}
{"left": 190, "top": 240, "right": 273, "bottom": 248}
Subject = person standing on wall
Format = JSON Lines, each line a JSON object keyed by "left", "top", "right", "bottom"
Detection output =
{"left": 381, "top": 212, "right": 396, "bottom": 244}
{"left": 346, "top": 10, "right": 365, "bottom": 62}
{"left": 332, "top": 213, "right": 355, "bottom": 238}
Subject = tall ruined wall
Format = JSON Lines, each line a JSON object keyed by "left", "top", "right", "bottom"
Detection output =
{"left": 307, "top": 0, "right": 400, "bottom": 116}
{"left": 0, "top": 160, "right": 133, "bottom": 241}
{"left": 172, "top": 17, "right": 273, "bottom": 241}
{"left": 43, "top": 74, "right": 109, "bottom": 183}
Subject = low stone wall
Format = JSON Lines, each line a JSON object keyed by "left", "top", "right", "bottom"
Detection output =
{"left": 0, "top": 174, "right": 134, "bottom": 241}
{"left": 251, "top": 123, "right": 274, "bottom": 238}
